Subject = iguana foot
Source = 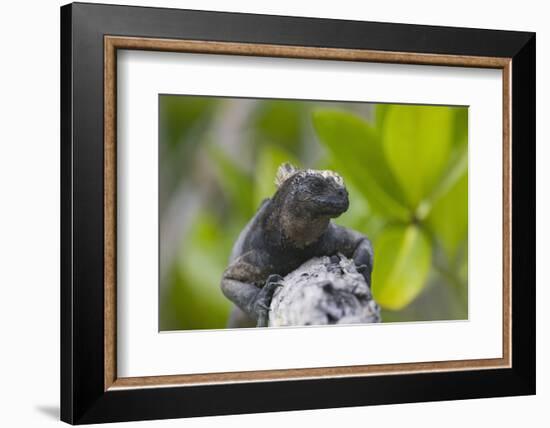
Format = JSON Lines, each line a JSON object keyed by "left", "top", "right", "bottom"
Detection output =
{"left": 354, "top": 263, "right": 372, "bottom": 286}
{"left": 254, "top": 274, "right": 284, "bottom": 327}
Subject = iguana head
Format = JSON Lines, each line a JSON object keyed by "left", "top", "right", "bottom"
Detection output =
{"left": 274, "top": 163, "right": 349, "bottom": 218}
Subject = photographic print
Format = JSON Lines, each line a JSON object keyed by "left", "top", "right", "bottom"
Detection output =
{"left": 62, "top": 5, "right": 534, "bottom": 422}
{"left": 159, "top": 95, "right": 468, "bottom": 331}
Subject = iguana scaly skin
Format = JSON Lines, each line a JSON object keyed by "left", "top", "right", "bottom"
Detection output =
{"left": 221, "top": 163, "right": 374, "bottom": 328}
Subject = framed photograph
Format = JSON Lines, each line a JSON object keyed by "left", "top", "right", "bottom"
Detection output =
{"left": 60, "top": 2, "right": 535, "bottom": 424}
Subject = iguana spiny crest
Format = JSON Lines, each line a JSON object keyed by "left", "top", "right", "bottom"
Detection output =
{"left": 275, "top": 162, "right": 345, "bottom": 188}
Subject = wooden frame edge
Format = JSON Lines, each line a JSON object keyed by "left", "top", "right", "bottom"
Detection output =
{"left": 502, "top": 61, "right": 512, "bottom": 369}
{"left": 103, "top": 35, "right": 513, "bottom": 391}
{"left": 110, "top": 357, "right": 508, "bottom": 390}
{"left": 106, "top": 35, "right": 511, "bottom": 68}
{"left": 104, "top": 37, "right": 117, "bottom": 390}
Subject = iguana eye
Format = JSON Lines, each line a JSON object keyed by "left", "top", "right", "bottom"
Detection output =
{"left": 312, "top": 181, "right": 324, "bottom": 191}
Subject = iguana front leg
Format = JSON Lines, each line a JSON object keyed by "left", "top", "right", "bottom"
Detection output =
{"left": 221, "top": 251, "right": 283, "bottom": 327}
{"left": 352, "top": 238, "right": 374, "bottom": 287}
{"left": 326, "top": 224, "right": 374, "bottom": 286}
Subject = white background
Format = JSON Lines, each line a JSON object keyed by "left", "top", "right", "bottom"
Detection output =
{"left": 118, "top": 51, "right": 503, "bottom": 377}
{"left": 0, "top": 0, "right": 546, "bottom": 427}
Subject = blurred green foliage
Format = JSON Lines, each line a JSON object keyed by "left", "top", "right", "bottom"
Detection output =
{"left": 159, "top": 95, "right": 468, "bottom": 331}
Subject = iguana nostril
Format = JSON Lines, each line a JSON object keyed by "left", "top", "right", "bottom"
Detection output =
{"left": 322, "top": 281, "right": 334, "bottom": 292}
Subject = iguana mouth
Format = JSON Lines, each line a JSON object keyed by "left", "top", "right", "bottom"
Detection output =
{"left": 319, "top": 195, "right": 349, "bottom": 216}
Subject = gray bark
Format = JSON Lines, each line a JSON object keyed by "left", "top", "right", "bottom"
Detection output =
{"left": 268, "top": 255, "right": 381, "bottom": 327}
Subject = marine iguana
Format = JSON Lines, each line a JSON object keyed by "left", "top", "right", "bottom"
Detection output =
{"left": 221, "top": 163, "right": 374, "bottom": 328}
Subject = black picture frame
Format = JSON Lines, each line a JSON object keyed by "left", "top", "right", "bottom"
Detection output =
{"left": 61, "top": 2, "right": 535, "bottom": 424}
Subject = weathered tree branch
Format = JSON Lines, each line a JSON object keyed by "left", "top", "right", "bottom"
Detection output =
{"left": 268, "top": 255, "right": 381, "bottom": 327}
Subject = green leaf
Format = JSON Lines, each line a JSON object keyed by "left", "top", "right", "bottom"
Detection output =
{"left": 416, "top": 147, "right": 467, "bottom": 220}
{"left": 209, "top": 146, "right": 254, "bottom": 218}
{"left": 312, "top": 110, "right": 410, "bottom": 221}
{"left": 375, "top": 104, "right": 390, "bottom": 130}
{"left": 382, "top": 105, "right": 454, "bottom": 208}
{"left": 253, "top": 145, "right": 299, "bottom": 207}
{"left": 452, "top": 107, "right": 469, "bottom": 148}
{"left": 159, "top": 95, "right": 217, "bottom": 150}
{"left": 166, "top": 212, "right": 234, "bottom": 330}
{"left": 178, "top": 213, "right": 227, "bottom": 296}
{"left": 458, "top": 245, "right": 468, "bottom": 285}
{"left": 254, "top": 100, "right": 304, "bottom": 153}
{"left": 426, "top": 171, "right": 468, "bottom": 260}
{"left": 371, "top": 225, "right": 432, "bottom": 310}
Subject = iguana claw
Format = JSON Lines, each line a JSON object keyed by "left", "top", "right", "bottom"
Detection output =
{"left": 254, "top": 275, "right": 284, "bottom": 327}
